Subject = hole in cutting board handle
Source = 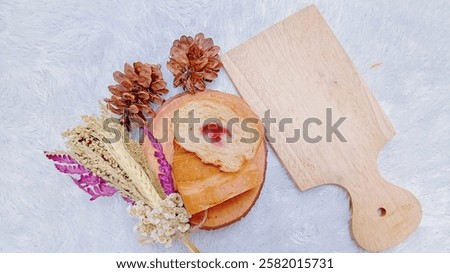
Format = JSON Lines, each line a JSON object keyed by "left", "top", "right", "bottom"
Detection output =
{"left": 377, "top": 207, "right": 387, "bottom": 217}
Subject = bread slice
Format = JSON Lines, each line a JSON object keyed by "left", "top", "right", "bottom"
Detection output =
{"left": 174, "top": 98, "right": 262, "bottom": 172}
{"left": 184, "top": 137, "right": 266, "bottom": 230}
{"left": 173, "top": 142, "right": 262, "bottom": 215}
{"left": 143, "top": 90, "right": 267, "bottom": 229}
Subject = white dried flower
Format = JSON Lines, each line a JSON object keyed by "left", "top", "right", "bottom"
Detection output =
{"left": 177, "top": 214, "right": 189, "bottom": 223}
{"left": 165, "top": 226, "right": 176, "bottom": 237}
{"left": 128, "top": 193, "right": 191, "bottom": 247}
{"left": 178, "top": 223, "right": 190, "bottom": 233}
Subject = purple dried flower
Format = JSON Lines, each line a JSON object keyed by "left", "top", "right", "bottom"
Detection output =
{"left": 143, "top": 128, "right": 175, "bottom": 195}
{"left": 45, "top": 152, "right": 118, "bottom": 201}
{"left": 122, "top": 196, "right": 135, "bottom": 204}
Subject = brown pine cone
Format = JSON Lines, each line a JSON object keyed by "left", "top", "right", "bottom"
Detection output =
{"left": 105, "top": 62, "right": 169, "bottom": 131}
{"left": 167, "top": 33, "right": 223, "bottom": 93}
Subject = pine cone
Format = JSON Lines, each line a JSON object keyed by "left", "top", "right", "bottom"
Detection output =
{"left": 167, "top": 33, "right": 223, "bottom": 93}
{"left": 105, "top": 62, "right": 169, "bottom": 131}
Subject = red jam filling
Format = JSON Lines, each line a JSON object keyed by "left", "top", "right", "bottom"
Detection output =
{"left": 201, "top": 122, "right": 231, "bottom": 144}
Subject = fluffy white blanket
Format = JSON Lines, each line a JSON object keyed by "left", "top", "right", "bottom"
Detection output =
{"left": 1, "top": 0, "right": 449, "bottom": 252}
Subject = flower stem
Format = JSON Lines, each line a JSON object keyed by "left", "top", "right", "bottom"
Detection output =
{"left": 181, "top": 235, "right": 200, "bottom": 253}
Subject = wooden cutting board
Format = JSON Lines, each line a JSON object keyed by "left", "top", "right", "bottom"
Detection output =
{"left": 222, "top": 5, "right": 421, "bottom": 251}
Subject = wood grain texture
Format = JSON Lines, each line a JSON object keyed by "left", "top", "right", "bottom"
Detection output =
{"left": 222, "top": 5, "right": 421, "bottom": 251}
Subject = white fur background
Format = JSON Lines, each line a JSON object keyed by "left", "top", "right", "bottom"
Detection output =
{"left": 1, "top": 0, "right": 449, "bottom": 252}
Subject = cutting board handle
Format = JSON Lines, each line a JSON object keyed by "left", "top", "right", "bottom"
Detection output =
{"left": 346, "top": 169, "right": 422, "bottom": 251}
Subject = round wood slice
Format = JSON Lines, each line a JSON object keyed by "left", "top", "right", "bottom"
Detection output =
{"left": 143, "top": 90, "right": 267, "bottom": 230}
